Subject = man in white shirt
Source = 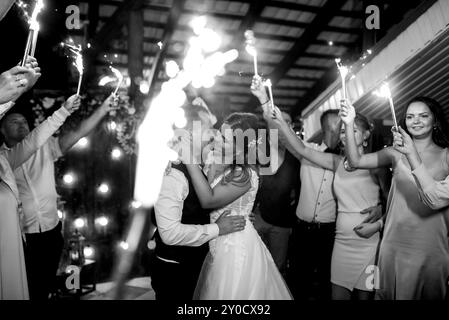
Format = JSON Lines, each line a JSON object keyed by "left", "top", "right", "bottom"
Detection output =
{"left": 0, "top": 94, "right": 116, "bottom": 300}
{"left": 151, "top": 103, "right": 247, "bottom": 300}
{"left": 288, "top": 109, "right": 341, "bottom": 300}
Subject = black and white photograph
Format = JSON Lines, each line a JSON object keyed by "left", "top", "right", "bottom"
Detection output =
{"left": 0, "top": 0, "right": 448, "bottom": 310}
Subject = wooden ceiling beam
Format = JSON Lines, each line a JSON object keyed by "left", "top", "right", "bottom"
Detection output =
{"left": 269, "top": 0, "right": 353, "bottom": 86}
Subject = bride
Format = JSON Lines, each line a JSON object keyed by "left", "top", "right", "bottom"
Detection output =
{"left": 179, "top": 112, "right": 292, "bottom": 300}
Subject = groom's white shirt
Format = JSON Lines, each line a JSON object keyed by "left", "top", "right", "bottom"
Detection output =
{"left": 154, "top": 167, "right": 219, "bottom": 262}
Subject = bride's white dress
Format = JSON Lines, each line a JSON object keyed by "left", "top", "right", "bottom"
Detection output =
{"left": 193, "top": 169, "right": 293, "bottom": 300}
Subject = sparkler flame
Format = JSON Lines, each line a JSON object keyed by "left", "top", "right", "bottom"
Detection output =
{"left": 373, "top": 82, "right": 391, "bottom": 98}
{"left": 99, "top": 75, "right": 116, "bottom": 87}
{"left": 70, "top": 49, "right": 83, "bottom": 75}
{"left": 110, "top": 66, "right": 124, "bottom": 95}
{"left": 244, "top": 30, "right": 258, "bottom": 76}
{"left": 244, "top": 30, "right": 257, "bottom": 56}
{"left": 15, "top": 0, "right": 30, "bottom": 21}
{"left": 335, "top": 58, "right": 349, "bottom": 101}
{"left": 61, "top": 40, "right": 83, "bottom": 95}
{"left": 372, "top": 82, "right": 398, "bottom": 130}
{"left": 134, "top": 18, "right": 237, "bottom": 207}
{"left": 29, "top": 0, "right": 44, "bottom": 29}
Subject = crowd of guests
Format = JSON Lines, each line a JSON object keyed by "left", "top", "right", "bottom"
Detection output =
{"left": 0, "top": 55, "right": 117, "bottom": 299}
{"left": 1, "top": 0, "right": 448, "bottom": 299}
{"left": 150, "top": 75, "right": 449, "bottom": 300}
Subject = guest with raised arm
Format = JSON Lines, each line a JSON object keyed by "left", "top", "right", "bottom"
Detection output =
{"left": 0, "top": 94, "right": 80, "bottom": 300}
{"left": 271, "top": 104, "right": 390, "bottom": 300}
{"left": 0, "top": 93, "right": 117, "bottom": 300}
{"left": 340, "top": 97, "right": 449, "bottom": 300}
{"left": 249, "top": 76, "right": 300, "bottom": 277}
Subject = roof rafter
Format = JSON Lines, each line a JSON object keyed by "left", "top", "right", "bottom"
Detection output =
{"left": 269, "top": 0, "right": 353, "bottom": 86}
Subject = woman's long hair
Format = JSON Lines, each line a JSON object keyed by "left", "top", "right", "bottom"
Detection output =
{"left": 400, "top": 96, "right": 449, "bottom": 148}
{"left": 220, "top": 112, "right": 261, "bottom": 186}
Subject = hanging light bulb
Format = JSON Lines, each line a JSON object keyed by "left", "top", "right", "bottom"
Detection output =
{"left": 111, "top": 147, "right": 122, "bottom": 160}
{"left": 63, "top": 172, "right": 76, "bottom": 185}
{"left": 98, "top": 183, "right": 110, "bottom": 194}
{"left": 74, "top": 218, "right": 85, "bottom": 229}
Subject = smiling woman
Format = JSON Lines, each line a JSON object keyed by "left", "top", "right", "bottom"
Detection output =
{"left": 341, "top": 97, "right": 449, "bottom": 300}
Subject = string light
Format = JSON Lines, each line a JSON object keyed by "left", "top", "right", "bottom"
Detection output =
{"left": 98, "top": 183, "right": 110, "bottom": 194}
{"left": 74, "top": 218, "right": 85, "bottom": 229}
{"left": 83, "top": 246, "right": 94, "bottom": 258}
{"left": 63, "top": 172, "right": 76, "bottom": 185}
{"left": 96, "top": 216, "right": 109, "bottom": 227}
{"left": 119, "top": 241, "right": 129, "bottom": 250}
{"left": 111, "top": 147, "right": 122, "bottom": 160}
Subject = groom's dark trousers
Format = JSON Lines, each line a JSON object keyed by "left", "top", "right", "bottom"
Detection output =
{"left": 150, "top": 163, "right": 212, "bottom": 300}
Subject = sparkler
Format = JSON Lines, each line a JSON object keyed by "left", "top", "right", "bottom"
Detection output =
{"left": 113, "top": 16, "right": 238, "bottom": 299}
{"left": 244, "top": 30, "right": 258, "bottom": 76}
{"left": 21, "top": 0, "right": 44, "bottom": 66}
{"left": 373, "top": 82, "right": 398, "bottom": 131}
{"left": 335, "top": 58, "right": 349, "bottom": 102}
{"left": 110, "top": 66, "right": 124, "bottom": 96}
{"left": 61, "top": 41, "right": 83, "bottom": 95}
{"left": 263, "top": 79, "right": 275, "bottom": 112}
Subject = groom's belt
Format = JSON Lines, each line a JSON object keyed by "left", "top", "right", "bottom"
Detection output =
{"left": 296, "top": 218, "right": 335, "bottom": 230}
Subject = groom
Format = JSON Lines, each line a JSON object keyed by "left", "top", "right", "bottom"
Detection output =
{"left": 151, "top": 102, "right": 246, "bottom": 300}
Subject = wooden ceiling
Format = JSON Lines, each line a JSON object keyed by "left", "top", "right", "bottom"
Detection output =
{"left": 71, "top": 0, "right": 423, "bottom": 117}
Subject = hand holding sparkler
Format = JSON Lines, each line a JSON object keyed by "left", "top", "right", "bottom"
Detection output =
{"left": 0, "top": 57, "right": 41, "bottom": 103}
{"left": 250, "top": 76, "right": 269, "bottom": 104}
{"left": 62, "top": 94, "right": 81, "bottom": 114}
{"left": 99, "top": 93, "right": 119, "bottom": 115}
{"left": 244, "top": 30, "right": 258, "bottom": 76}
{"left": 392, "top": 127, "right": 418, "bottom": 158}
{"left": 339, "top": 100, "right": 356, "bottom": 125}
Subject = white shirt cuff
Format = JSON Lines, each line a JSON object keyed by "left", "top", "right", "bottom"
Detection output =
{"left": 206, "top": 223, "right": 220, "bottom": 239}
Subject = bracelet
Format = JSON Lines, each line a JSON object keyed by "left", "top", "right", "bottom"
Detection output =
{"left": 260, "top": 100, "right": 270, "bottom": 106}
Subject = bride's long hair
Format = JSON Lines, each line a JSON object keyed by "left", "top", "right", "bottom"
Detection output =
{"left": 220, "top": 112, "right": 262, "bottom": 186}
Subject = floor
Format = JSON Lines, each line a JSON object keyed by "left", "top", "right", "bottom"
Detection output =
{"left": 81, "top": 277, "right": 156, "bottom": 300}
